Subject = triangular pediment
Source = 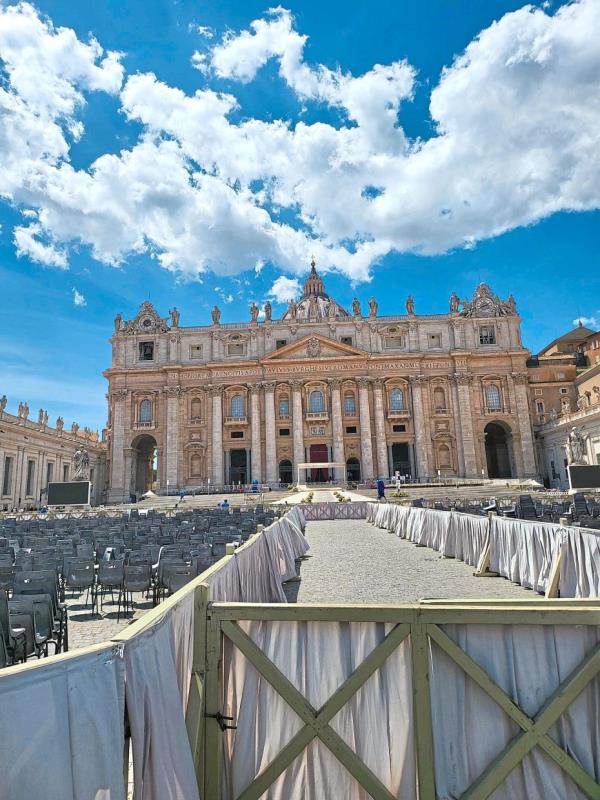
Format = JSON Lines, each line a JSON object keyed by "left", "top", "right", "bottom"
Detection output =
{"left": 262, "top": 333, "right": 368, "bottom": 362}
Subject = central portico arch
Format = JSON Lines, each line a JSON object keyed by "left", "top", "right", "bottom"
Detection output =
{"left": 130, "top": 433, "right": 158, "bottom": 495}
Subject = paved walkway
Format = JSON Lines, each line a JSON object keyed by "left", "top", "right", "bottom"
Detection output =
{"left": 286, "top": 519, "right": 542, "bottom": 603}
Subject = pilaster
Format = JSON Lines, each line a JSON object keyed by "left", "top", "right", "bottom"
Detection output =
{"left": 357, "top": 377, "right": 374, "bottom": 481}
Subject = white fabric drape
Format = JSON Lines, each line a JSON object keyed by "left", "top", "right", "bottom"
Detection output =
{"left": 125, "top": 593, "right": 199, "bottom": 800}
{"left": 430, "top": 623, "right": 600, "bottom": 799}
{"left": 221, "top": 620, "right": 416, "bottom": 800}
{"left": 559, "top": 528, "right": 600, "bottom": 598}
{"left": 490, "top": 517, "right": 563, "bottom": 593}
{"left": 0, "top": 645, "right": 125, "bottom": 800}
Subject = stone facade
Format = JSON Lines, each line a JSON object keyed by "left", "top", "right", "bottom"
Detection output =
{"left": 0, "top": 404, "right": 106, "bottom": 510}
{"left": 104, "top": 266, "right": 537, "bottom": 501}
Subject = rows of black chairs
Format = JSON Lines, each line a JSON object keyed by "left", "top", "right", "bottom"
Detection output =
{"left": 0, "top": 505, "right": 277, "bottom": 668}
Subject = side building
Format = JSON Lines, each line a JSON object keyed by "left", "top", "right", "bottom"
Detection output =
{"left": 104, "top": 265, "right": 537, "bottom": 502}
{"left": 0, "top": 404, "right": 107, "bottom": 510}
{"left": 533, "top": 325, "right": 600, "bottom": 488}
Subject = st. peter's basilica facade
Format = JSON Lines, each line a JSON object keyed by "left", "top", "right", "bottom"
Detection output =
{"left": 104, "top": 263, "right": 536, "bottom": 502}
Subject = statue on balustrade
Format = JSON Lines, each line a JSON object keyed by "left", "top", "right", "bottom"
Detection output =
{"left": 566, "top": 426, "right": 587, "bottom": 464}
{"left": 368, "top": 298, "right": 378, "bottom": 317}
{"left": 352, "top": 298, "right": 361, "bottom": 317}
{"left": 56, "top": 416, "right": 64, "bottom": 432}
{"left": 211, "top": 305, "right": 221, "bottom": 325}
{"left": 450, "top": 292, "right": 460, "bottom": 313}
{"left": 169, "top": 307, "right": 180, "bottom": 327}
{"left": 114, "top": 312, "right": 122, "bottom": 333}
{"left": 287, "top": 298, "right": 297, "bottom": 320}
{"left": 0, "top": 395, "right": 6, "bottom": 413}
{"left": 250, "top": 302, "right": 259, "bottom": 322}
{"left": 264, "top": 301, "right": 272, "bottom": 321}
{"left": 406, "top": 295, "right": 415, "bottom": 315}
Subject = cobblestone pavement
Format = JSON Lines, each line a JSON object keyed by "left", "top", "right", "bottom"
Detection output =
{"left": 286, "top": 519, "right": 543, "bottom": 603}
{"left": 65, "top": 589, "right": 153, "bottom": 650}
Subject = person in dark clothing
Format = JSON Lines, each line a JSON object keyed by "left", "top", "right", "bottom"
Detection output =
{"left": 376, "top": 478, "right": 385, "bottom": 500}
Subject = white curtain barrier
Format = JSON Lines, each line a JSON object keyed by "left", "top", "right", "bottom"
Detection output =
{"left": 367, "top": 503, "right": 600, "bottom": 597}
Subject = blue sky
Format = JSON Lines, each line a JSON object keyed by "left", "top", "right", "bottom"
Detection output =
{"left": 1, "top": 0, "right": 599, "bottom": 433}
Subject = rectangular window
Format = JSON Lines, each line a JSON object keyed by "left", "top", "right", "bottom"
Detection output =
{"left": 2, "top": 456, "right": 13, "bottom": 496}
{"left": 392, "top": 424, "right": 406, "bottom": 433}
{"left": 428, "top": 333, "right": 442, "bottom": 348}
{"left": 279, "top": 428, "right": 290, "bottom": 436}
{"left": 556, "top": 372, "right": 565, "bottom": 380}
{"left": 275, "top": 339, "right": 287, "bottom": 349}
{"left": 479, "top": 326, "right": 496, "bottom": 345}
{"left": 230, "top": 431, "right": 244, "bottom": 439}
{"left": 559, "top": 387, "right": 568, "bottom": 395}
{"left": 227, "top": 342, "right": 245, "bottom": 356}
{"left": 139, "top": 341, "right": 154, "bottom": 361}
{"left": 345, "top": 426, "right": 357, "bottom": 434}
{"left": 385, "top": 335, "right": 404, "bottom": 349}
{"left": 340, "top": 336, "right": 353, "bottom": 346}
{"left": 25, "top": 460, "right": 35, "bottom": 497}
{"left": 189, "top": 344, "right": 203, "bottom": 359}
{"left": 63, "top": 464, "right": 69, "bottom": 482}
{"left": 46, "top": 462, "right": 54, "bottom": 487}
{"left": 536, "top": 401, "right": 544, "bottom": 413}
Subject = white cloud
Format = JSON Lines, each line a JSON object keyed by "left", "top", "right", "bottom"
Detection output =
{"left": 72, "top": 287, "right": 86, "bottom": 306}
{"left": 189, "top": 24, "right": 214, "bottom": 39}
{"left": 13, "top": 223, "right": 68, "bottom": 268}
{"left": 1, "top": 1, "right": 600, "bottom": 285}
{"left": 215, "top": 286, "right": 233, "bottom": 303}
{"left": 268, "top": 275, "right": 301, "bottom": 303}
{"left": 573, "top": 316, "right": 599, "bottom": 329}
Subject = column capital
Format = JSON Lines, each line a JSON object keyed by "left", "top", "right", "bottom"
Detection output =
{"left": 208, "top": 384, "right": 224, "bottom": 397}
{"left": 450, "top": 373, "right": 472, "bottom": 387}
{"left": 511, "top": 372, "right": 529, "bottom": 385}
{"left": 249, "top": 383, "right": 262, "bottom": 396}
{"left": 164, "top": 385, "right": 181, "bottom": 398}
{"left": 371, "top": 378, "right": 384, "bottom": 389}
{"left": 356, "top": 376, "right": 372, "bottom": 389}
{"left": 327, "top": 378, "right": 343, "bottom": 390}
{"left": 111, "top": 389, "right": 128, "bottom": 402}
{"left": 291, "top": 379, "right": 304, "bottom": 391}
{"left": 409, "top": 374, "right": 429, "bottom": 386}
{"left": 261, "top": 381, "right": 277, "bottom": 393}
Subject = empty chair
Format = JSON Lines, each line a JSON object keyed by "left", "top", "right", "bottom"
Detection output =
{"left": 165, "top": 565, "right": 195, "bottom": 596}
{"left": 0, "top": 590, "right": 26, "bottom": 664}
{"left": 119, "top": 565, "right": 151, "bottom": 621}
{"left": 96, "top": 561, "right": 124, "bottom": 611}
{"left": 65, "top": 562, "right": 95, "bottom": 610}
{"left": 9, "top": 594, "right": 59, "bottom": 657}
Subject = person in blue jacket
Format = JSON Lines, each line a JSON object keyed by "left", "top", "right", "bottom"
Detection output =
{"left": 376, "top": 478, "right": 386, "bottom": 500}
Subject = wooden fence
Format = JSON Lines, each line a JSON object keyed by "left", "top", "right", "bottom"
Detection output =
{"left": 299, "top": 502, "right": 368, "bottom": 520}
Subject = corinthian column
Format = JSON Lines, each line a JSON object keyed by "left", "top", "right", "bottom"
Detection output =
{"left": 512, "top": 372, "right": 537, "bottom": 476}
{"left": 410, "top": 376, "right": 430, "bottom": 479}
{"left": 372, "top": 379, "right": 389, "bottom": 478}
{"left": 210, "top": 385, "right": 224, "bottom": 485}
{"left": 250, "top": 384, "right": 262, "bottom": 482}
{"left": 291, "top": 380, "right": 304, "bottom": 479}
{"left": 108, "top": 389, "right": 128, "bottom": 502}
{"left": 328, "top": 378, "right": 344, "bottom": 482}
{"left": 452, "top": 373, "right": 477, "bottom": 477}
{"left": 165, "top": 385, "right": 181, "bottom": 488}
{"left": 357, "top": 377, "right": 374, "bottom": 481}
{"left": 263, "top": 382, "right": 277, "bottom": 484}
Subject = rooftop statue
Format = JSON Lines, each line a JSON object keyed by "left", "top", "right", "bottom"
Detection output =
{"left": 368, "top": 298, "right": 378, "bottom": 317}
{"left": 406, "top": 295, "right": 415, "bottom": 315}
{"left": 211, "top": 305, "right": 221, "bottom": 325}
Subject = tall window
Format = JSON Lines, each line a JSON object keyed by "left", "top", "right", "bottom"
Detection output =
{"left": 390, "top": 388, "right": 405, "bottom": 411}
{"left": 190, "top": 397, "right": 202, "bottom": 420}
{"left": 139, "top": 399, "right": 152, "bottom": 423}
{"left": 485, "top": 384, "right": 502, "bottom": 411}
{"left": 433, "top": 386, "right": 446, "bottom": 411}
{"left": 63, "top": 464, "right": 70, "bottom": 482}
{"left": 344, "top": 392, "right": 356, "bottom": 414}
{"left": 309, "top": 390, "right": 325, "bottom": 413}
{"left": 190, "top": 454, "right": 202, "bottom": 476}
{"left": 230, "top": 394, "right": 245, "bottom": 417}
{"left": 25, "top": 460, "right": 35, "bottom": 496}
{"left": 279, "top": 397, "right": 290, "bottom": 417}
{"left": 139, "top": 341, "right": 154, "bottom": 361}
{"left": 2, "top": 456, "right": 13, "bottom": 496}
{"left": 46, "top": 462, "right": 54, "bottom": 487}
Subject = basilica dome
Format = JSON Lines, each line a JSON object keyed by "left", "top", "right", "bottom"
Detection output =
{"left": 281, "top": 260, "right": 350, "bottom": 321}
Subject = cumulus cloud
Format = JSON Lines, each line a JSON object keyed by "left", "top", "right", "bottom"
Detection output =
{"left": 268, "top": 275, "right": 301, "bottom": 303}
{"left": 1, "top": 1, "right": 600, "bottom": 285}
{"left": 574, "top": 315, "right": 599, "bottom": 329}
{"left": 72, "top": 287, "right": 86, "bottom": 306}
{"left": 14, "top": 223, "right": 68, "bottom": 268}
{"left": 215, "top": 286, "right": 234, "bottom": 303}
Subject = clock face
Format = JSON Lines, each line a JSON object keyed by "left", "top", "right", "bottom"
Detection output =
{"left": 141, "top": 317, "right": 152, "bottom": 328}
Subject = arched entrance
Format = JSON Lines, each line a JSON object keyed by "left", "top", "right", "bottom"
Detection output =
{"left": 279, "top": 459, "right": 292, "bottom": 484}
{"left": 309, "top": 444, "right": 329, "bottom": 482}
{"left": 484, "top": 422, "right": 513, "bottom": 479}
{"left": 346, "top": 457, "right": 361, "bottom": 482}
{"left": 131, "top": 434, "right": 158, "bottom": 495}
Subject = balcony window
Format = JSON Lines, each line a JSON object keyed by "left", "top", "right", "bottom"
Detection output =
{"left": 139, "top": 399, "right": 152, "bottom": 423}
{"left": 428, "top": 333, "right": 442, "bottom": 349}
{"left": 190, "top": 397, "right": 202, "bottom": 420}
{"left": 309, "top": 390, "right": 325, "bottom": 413}
{"left": 230, "top": 394, "right": 245, "bottom": 417}
{"left": 433, "top": 387, "right": 446, "bottom": 412}
{"left": 485, "top": 384, "right": 502, "bottom": 411}
{"left": 279, "top": 397, "right": 290, "bottom": 417}
{"left": 389, "top": 388, "right": 405, "bottom": 411}
{"left": 344, "top": 393, "right": 356, "bottom": 414}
